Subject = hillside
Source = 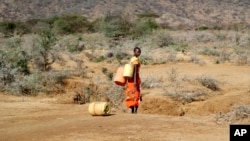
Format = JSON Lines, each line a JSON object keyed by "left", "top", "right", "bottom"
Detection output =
{"left": 0, "top": 0, "right": 250, "bottom": 28}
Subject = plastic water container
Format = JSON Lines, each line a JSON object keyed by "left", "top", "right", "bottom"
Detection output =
{"left": 113, "top": 66, "right": 127, "bottom": 86}
{"left": 88, "top": 102, "right": 111, "bottom": 116}
{"left": 123, "top": 64, "right": 134, "bottom": 78}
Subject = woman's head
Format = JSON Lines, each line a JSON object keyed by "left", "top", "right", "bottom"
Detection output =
{"left": 133, "top": 47, "right": 141, "bottom": 57}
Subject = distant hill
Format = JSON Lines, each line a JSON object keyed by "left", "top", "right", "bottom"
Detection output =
{"left": 0, "top": 0, "right": 249, "bottom": 29}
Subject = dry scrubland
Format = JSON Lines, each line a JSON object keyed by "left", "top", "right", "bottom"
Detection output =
{"left": 1, "top": 1, "right": 250, "bottom": 140}
{"left": 0, "top": 28, "right": 250, "bottom": 141}
{"left": 1, "top": 0, "right": 250, "bottom": 29}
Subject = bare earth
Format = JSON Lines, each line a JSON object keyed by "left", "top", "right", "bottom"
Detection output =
{"left": 0, "top": 98, "right": 228, "bottom": 141}
{"left": 0, "top": 60, "right": 249, "bottom": 141}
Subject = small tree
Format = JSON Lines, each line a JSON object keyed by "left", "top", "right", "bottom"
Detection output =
{"left": 32, "top": 28, "right": 57, "bottom": 71}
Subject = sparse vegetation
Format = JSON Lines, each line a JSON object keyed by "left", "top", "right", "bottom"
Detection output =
{"left": 215, "top": 105, "right": 250, "bottom": 124}
{"left": 94, "top": 14, "right": 159, "bottom": 38}
{"left": 52, "top": 15, "right": 93, "bottom": 35}
{"left": 102, "top": 67, "right": 113, "bottom": 81}
{"left": 1, "top": 1, "right": 250, "bottom": 139}
{"left": 0, "top": 5, "right": 249, "bottom": 121}
{"left": 197, "top": 75, "right": 219, "bottom": 91}
{"left": 141, "top": 75, "right": 164, "bottom": 89}
{"left": 165, "top": 90, "right": 207, "bottom": 103}
{"left": 0, "top": 21, "right": 29, "bottom": 37}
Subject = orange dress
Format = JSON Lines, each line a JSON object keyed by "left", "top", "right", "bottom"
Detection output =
{"left": 125, "top": 57, "right": 141, "bottom": 108}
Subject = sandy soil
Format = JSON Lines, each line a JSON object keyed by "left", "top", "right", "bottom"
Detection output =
{"left": 0, "top": 57, "right": 250, "bottom": 141}
{"left": 0, "top": 96, "right": 228, "bottom": 141}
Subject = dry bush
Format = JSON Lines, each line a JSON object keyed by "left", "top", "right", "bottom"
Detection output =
{"left": 238, "top": 32, "right": 250, "bottom": 48}
{"left": 167, "top": 50, "right": 177, "bottom": 62}
{"left": 82, "top": 33, "right": 109, "bottom": 49}
{"left": 197, "top": 75, "right": 219, "bottom": 91}
{"left": 162, "top": 68, "right": 210, "bottom": 103}
{"left": 184, "top": 31, "right": 215, "bottom": 43}
{"left": 173, "top": 30, "right": 250, "bottom": 65}
{"left": 235, "top": 55, "right": 248, "bottom": 65}
{"left": 167, "top": 67, "right": 179, "bottom": 83}
{"left": 165, "top": 67, "right": 188, "bottom": 92}
{"left": 66, "top": 37, "right": 85, "bottom": 53}
{"left": 82, "top": 76, "right": 124, "bottom": 108}
{"left": 215, "top": 105, "right": 250, "bottom": 125}
{"left": 39, "top": 70, "right": 71, "bottom": 94}
{"left": 165, "top": 89, "right": 207, "bottom": 103}
{"left": 197, "top": 46, "right": 221, "bottom": 56}
{"left": 218, "top": 50, "right": 231, "bottom": 63}
{"left": 104, "top": 84, "right": 125, "bottom": 109}
{"left": 114, "top": 51, "right": 130, "bottom": 64}
{"left": 229, "top": 52, "right": 249, "bottom": 65}
{"left": 226, "top": 31, "right": 248, "bottom": 47}
{"left": 138, "top": 47, "right": 167, "bottom": 65}
{"left": 190, "top": 55, "right": 206, "bottom": 65}
{"left": 0, "top": 37, "right": 31, "bottom": 94}
{"left": 215, "top": 31, "right": 227, "bottom": 41}
{"left": 152, "top": 31, "right": 176, "bottom": 48}
{"left": 141, "top": 75, "right": 164, "bottom": 89}
{"left": 2, "top": 70, "right": 71, "bottom": 95}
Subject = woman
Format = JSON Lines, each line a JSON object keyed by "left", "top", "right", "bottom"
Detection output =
{"left": 125, "top": 47, "right": 142, "bottom": 114}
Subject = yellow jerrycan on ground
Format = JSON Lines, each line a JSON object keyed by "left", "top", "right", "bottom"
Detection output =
{"left": 88, "top": 102, "right": 111, "bottom": 116}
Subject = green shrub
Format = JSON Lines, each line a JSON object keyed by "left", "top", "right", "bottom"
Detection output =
{"left": 169, "top": 44, "right": 187, "bottom": 52}
{"left": 0, "top": 21, "right": 29, "bottom": 37}
{"left": 137, "top": 13, "right": 160, "bottom": 18}
{"left": 4, "top": 70, "right": 71, "bottom": 95}
{"left": 16, "top": 72, "right": 43, "bottom": 95}
{"left": 52, "top": 15, "right": 92, "bottom": 34}
{"left": 198, "top": 47, "right": 221, "bottom": 56}
{"left": 195, "top": 26, "right": 209, "bottom": 30}
{"left": 102, "top": 67, "right": 108, "bottom": 74}
{"left": 139, "top": 56, "right": 150, "bottom": 65}
{"left": 131, "top": 17, "right": 159, "bottom": 38}
{"left": 94, "top": 56, "right": 105, "bottom": 62}
{"left": 94, "top": 14, "right": 159, "bottom": 38}
{"left": 101, "top": 67, "right": 113, "bottom": 81}
{"left": 0, "top": 37, "right": 32, "bottom": 94}
{"left": 94, "top": 15, "right": 132, "bottom": 37}
{"left": 2, "top": 38, "right": 30, "bottom": 74}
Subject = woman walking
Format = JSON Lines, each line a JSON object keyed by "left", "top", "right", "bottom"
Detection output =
{"left": 125, "top": 47, "right": 142, "bottom": 114}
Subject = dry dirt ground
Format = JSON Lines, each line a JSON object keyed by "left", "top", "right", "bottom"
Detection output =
{"left": 0, "top": 56, "right": 250, "bottom": 141}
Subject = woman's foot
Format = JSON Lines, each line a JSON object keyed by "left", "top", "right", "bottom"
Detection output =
{"left": 134, "top": 106, "right": 138, "bottom": 114}
{"left": 130, "top": 106, "right": 134, "bottom": 113}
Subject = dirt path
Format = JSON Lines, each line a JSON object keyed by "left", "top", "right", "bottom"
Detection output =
{"left": 0, "top": 98, "right": 228, "bottom": 141}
